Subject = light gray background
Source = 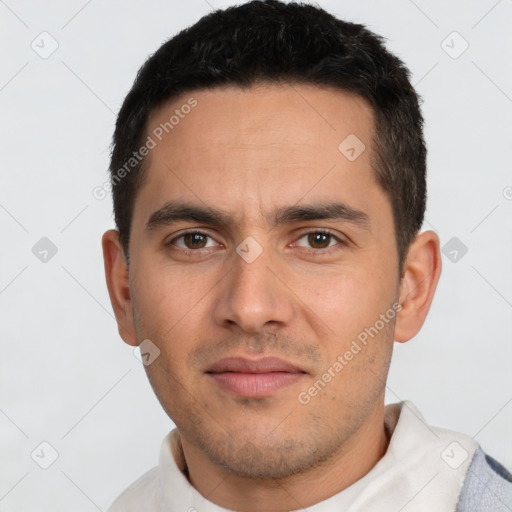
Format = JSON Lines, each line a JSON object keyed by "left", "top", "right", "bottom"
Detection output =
{"left": 1, "top": 0, "right": 511, "bottom": 510}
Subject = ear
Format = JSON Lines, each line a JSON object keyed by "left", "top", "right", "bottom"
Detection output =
{"left": 394, "top": 230, "right": 442, "bottom": 343}
{"left": 102, "top": 229, "right": 139, "bottom": 347}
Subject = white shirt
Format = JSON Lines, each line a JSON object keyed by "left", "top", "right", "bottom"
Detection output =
{"left": 108, "top": 401, "right": 478, "bottom": 511}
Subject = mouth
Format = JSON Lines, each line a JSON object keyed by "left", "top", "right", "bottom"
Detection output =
{"left": 206, "top": 356, "right": 307, "bottom": 398}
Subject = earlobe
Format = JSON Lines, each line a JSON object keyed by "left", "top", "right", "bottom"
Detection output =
{"left": 394, "top": 230, "right": 442, "bottom": 343}
{"left": 102, "top": 230, "right": 139, "bottom": 347}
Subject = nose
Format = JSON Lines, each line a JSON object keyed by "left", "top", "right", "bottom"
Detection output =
{"left": 212, "top": 241, "right": 295, "bottom": 334}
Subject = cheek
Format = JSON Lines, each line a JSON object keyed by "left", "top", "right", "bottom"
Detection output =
{"left": 291, "top": 265, "right": 396, "bottom": 341}
{"left": 130, "top": 259, "right": 210, "bottom": 345}
{"left": 131, "top": 265, "right": 208, "bottom": 414}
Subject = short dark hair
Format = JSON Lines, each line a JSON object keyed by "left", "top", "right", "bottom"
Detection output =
{"left": 109, "top": 0, "right": 426, "bottom": 275}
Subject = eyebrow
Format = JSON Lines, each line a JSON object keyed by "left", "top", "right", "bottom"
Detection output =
{"left": 145, "top": 200, "right": 371, "bottom": 232}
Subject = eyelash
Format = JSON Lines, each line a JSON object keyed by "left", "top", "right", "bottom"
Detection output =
{"left": 165, "top": 228, "right": 346, "bottom": 256}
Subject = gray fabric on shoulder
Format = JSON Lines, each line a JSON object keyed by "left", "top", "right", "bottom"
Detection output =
{"left": 456, "top": 448, "right": 512, "bottom": 511}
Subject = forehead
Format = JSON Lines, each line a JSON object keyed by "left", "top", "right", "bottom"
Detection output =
{"left": 146, "top": 82, "right": 374, "bottom": 164}
{"left": 134, "top": 83, "right": 387, "bottom": 229}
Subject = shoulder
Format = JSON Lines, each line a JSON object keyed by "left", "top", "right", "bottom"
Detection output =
{"left": 456, "top": 447, "right": 512, "bottom": 511}
{"left": 107, "top": 466, "right": 163, "bottom": 512}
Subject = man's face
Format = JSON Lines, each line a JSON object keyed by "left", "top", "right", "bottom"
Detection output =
{"left": 127, "top": 84, "right": 400, "bottom": 478}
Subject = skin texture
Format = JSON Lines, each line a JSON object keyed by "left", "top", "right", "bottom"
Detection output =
{"left": 102, "top": 83, "right": 442, "bottom": 511}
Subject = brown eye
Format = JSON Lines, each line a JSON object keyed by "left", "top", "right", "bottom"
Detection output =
{"left": 167, "top": 231, "right": 217, "bottom": 251}
{"left": 295, "top": 230, "right": 342, "bottom": 250}
{"left": 307, "top": 232, "right": 331, "bottom": 249}
{"left": 294, "top": 228, "right": 347, "bottom": 256}
{"left": 183, "top": 232, "right": 208, "bottom": 249}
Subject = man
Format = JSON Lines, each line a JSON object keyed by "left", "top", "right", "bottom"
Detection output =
{"left": 102, "top": 1, "right": 511, "bottom": 510}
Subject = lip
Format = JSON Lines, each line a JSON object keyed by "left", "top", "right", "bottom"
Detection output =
{"left": 206, "top": 356, "right": 306, "bottom": 398}
{"left": 207, "top": 356, "right": 304, "bottom": 374}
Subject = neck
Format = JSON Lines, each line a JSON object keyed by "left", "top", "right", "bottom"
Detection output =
{"left": 178, "top": 400, "right": 390, "bottom": 511}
